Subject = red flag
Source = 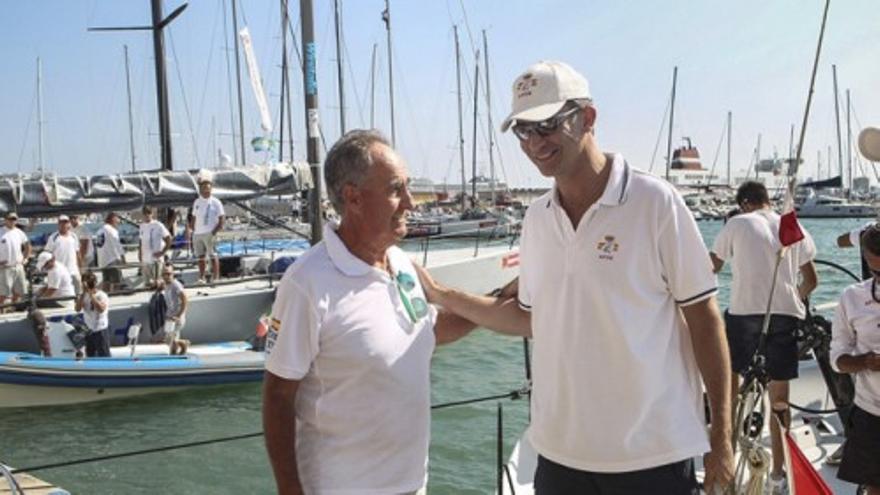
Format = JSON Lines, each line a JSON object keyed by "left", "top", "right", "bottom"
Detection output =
{"left": 779, "top": 210, "right": 805, "bottom": 247}
{"left": 783, "top": 430, "right": 833, "bottom": 495}
{"left": 779, "top": 176, "right": 805, "bottom": 247}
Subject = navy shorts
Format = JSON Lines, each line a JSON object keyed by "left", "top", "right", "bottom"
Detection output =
{"left": 724, "top": 312, "right": 800, "bottom": 381}
{"left": 838, "top": 405, "right": 880, "bottom": 487}
{"left": 534, "top": 455, "right": 697, "bottom": 495}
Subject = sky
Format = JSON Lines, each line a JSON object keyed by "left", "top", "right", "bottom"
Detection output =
{"left": 1, "top": 0, "right": 879, "bottom": 189}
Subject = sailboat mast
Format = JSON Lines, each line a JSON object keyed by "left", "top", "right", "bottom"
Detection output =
{"left": 369, "top": 43, "right": 377, "bottom": 129}
{"left": 454, "top": 26, "right": 466, "bottom": 212}
{"left": 664, "top": 66, "right": 677, "bottom": 181}
{"left": 832, "top": 64, "right": 843, "bottom": 186}
{"left": 334, "top": 0, "right": 346, "bottom": 135}
{"left": 149, "top": 0, "right": 173, "bottom": 171}
{"left": 231, "top": 0, "right": 246, "bottom": 165}
{"left": 471, "top": 50, "right": 480, "bottom": 207}
{"left": 36, "top": 57, "right": 45, "bottom": 175}
{"left": 382, "top": 0, "right": 396, "bottom": 146}
{"left": 300, "top": 0, "right": 323, "bottom": 243}
{"left": 726, "top": 111, "right": 731, "bottom": 187}
{"left": 483, "top": 30, "right": 495, "bottom": 206}
{"left": 846, "top": 89, "right": 852, "bottom": 190}
{"left": 124, "top": 45, "right": 137, "bottom": 172}
{"left": 278, "top": 0, "right": 289, "bottom": 162}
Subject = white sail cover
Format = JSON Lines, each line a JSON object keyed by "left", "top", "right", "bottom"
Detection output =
{"left": 0, "top": 162, "right": 309, "bottom": 217}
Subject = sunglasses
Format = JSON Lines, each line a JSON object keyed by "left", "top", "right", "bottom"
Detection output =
{"left": 395, "top": 271, "right": 429, "bottom": 323}
{"left": 512, "top": 106, "right": 581, "bottom": 141}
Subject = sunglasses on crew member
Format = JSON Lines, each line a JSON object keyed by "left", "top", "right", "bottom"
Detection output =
{"left": 511, "top": 106, "right": 581, "bottom": 141}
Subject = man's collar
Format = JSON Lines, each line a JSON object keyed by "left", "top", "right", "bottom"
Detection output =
{"left": 323, "top": 221, "right": 380, "bottom": 277}
{"left": 548, "top": 153, "right": 631, "bottom": 209}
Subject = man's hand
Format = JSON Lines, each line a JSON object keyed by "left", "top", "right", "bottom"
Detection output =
{"left": 412, "top": 263, "right": 442, "bottom": 304}
{"left": 703, "top": 436, "right": 735, "bottom": 493}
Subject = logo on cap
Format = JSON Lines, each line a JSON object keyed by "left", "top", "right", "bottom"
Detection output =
{"left": 515, "top": 73, "right": 538, "bottom": 99}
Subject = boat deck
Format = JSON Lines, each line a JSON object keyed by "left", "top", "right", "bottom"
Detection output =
{"left": 0, "top": 470, "right": 68, "bottom": 494}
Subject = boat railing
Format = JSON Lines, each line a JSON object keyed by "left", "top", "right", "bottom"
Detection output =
{"left": 400, "top": 222, "right": 520, "bottom": 267}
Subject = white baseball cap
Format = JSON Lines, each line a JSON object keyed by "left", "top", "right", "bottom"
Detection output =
{"left": 36, "top": 251, "right": 53, "bottom": 271}
{"left": 500, "top": 61, "right": 591, "bottom": 132}
{"left": 197, "top": 169, "right": 215, "bottom": 184}
{"left": 859, "top": 127, "right": 880, "bottom": 162}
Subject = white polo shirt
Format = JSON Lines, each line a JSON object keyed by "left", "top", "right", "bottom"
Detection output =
{"left": 46, "top": 263, "right": 75, "bottom": 298}
{"left": 712, "top": 209, "right": 816, "bottom": 318}
{"left": 518, "top": 153, "right": 717, "bottom": 472}
{"left": 45, "top": 231, "right": 81, "bottom": 276}
{"left": 95, "top": 224, "right": 124, "bottom": 268}
{"left": 831, "top": 279, "right": 880, "bottom": 417}
{"left": 0, "top": 227, "right": 29, "bottom": 266}
{"left": 265, "top": 222, "right": 437, "bottom": 495}
{"left": 139, "top": 220, "right": 171, "bottom": 263}
{"left": 192, "top": 196, "right": 225, "bottom": 235}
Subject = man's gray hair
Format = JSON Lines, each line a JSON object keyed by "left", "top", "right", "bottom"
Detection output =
{"left": 324, "top": 129, "right": 391, "bottom": 213}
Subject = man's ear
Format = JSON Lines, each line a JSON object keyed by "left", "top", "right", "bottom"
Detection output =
{"left": 341, "top": 183, "right": 360, "bottom": 212}
{"left": 582, "top": 105, "right": 597, "bottom": 133}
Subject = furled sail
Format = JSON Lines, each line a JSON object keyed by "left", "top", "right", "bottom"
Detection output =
{"left": 0, "top": 162, "right": 311, "bottom": 217}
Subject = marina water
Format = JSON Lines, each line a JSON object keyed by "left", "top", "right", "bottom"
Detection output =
{"left": 0, "top": 218, "right": 869, "bottom": 494}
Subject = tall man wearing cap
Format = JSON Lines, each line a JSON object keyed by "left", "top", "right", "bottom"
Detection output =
{"left": 188, "top": 172, "right": 224, "bottom": 284}
{"left": 415, "top": 61, "right": 734, "bottom": 493}
{"left": 263, "top": 130, "right": 477, "bottom": 495}
{"left": 45, "top": 215, "right": 82, "bottom": 295}
{"left": 0, "top": 212, "right": 31, "bottom": 308}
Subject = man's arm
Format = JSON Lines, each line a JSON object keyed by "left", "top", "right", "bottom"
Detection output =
{"left": 680, "top": 296, "right": 734, "bottom": 491}
{"left": 23, "top": 241, "right": 31, "bottom": 261}
{"left": 177, "top": 289, "right": 188, "bottom": 319}
{"left": 415, "top": 265, "right": 529, "bottom": 337}
{"left": 836, "top": 232, "right": 853, "bottom": 248}
{"left": 213, "top": 216, "right": 225, "bottom": 236}
{"left": 709, "top": 252, "right": 724, "bottom": 274}
{"left": 262, "top": 372, "right": 304, "bottom": 495}
{"left": 837, "top": 352, "right": 880, "bottom": 373}
{"left": 798, "top": 261, "right": 818, "bottom": 300}
{"left": 434, "top": 309, "right": 476, "bottom": 345}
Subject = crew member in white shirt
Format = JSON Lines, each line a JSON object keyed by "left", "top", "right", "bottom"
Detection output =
{"left": 832, "top": 224, "right": 880, "bottom": 494}
{"left": 415, "top": 61, "right": 734, "bottom": 494}
{"left": 95, "top": 212, "right": 126, "bottom": 291}
{"left": 0, "top": 212, "right": 31, "bottom": 307}
{"left": 35, "top": 251, "right": 75, "bottom": 309}
{"left": 262, "top": 130, "right": 476, "bottom": 495}
{"left": 74, "top": 271, "right": 110, "bottom": 357}
{"left": 710, "top": 181, "right": 818, "bottom": 492}
{"left": 188, "top": 173, "right": 224, "bottom": 284}
{"left": 44, "top": 214, "right": 82, "bottom": 295}
{"left": 139, "top": 206, "right": 171, "bottom": 288}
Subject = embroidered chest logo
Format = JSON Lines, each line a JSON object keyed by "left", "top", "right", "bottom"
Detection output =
{"left": 596, "top": 235, "right": 619, "bottom": 260}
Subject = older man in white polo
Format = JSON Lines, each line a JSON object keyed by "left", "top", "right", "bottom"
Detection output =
{"left": 262, "top": 130, "right": 476, "bottom": 495}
